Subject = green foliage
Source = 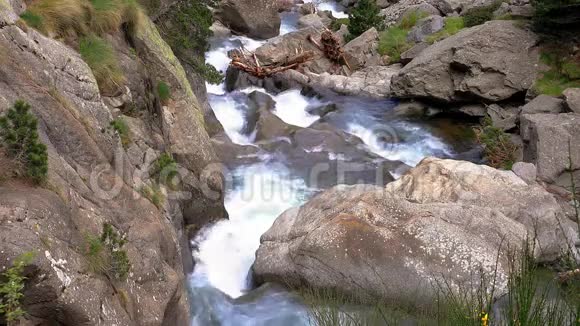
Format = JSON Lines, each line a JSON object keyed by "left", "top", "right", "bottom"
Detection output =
{"left": 79, "top": 35, "right": 125, "bottom": 94}
{"left": 347, "top": 0, "right": 383, "bottom": 41}
{"left": 378, "top": 26, "right": 410, "bottom": 63}
{"left": 532, "top": 0, "right": 580, "bottom": 30}
{"left": 157, "top": 81, "right": 171, "bottom": 103}
{"left": 109, "top": 117, "right": 131, "bottom": 147}
{"left": 462, "top": 1, "right": 503, "bottom": 27}
{"left": 534, "top": 49, "right": 580, "bottom": 96}
{"left": 141, "top": 183, "right": 164, "bottom": 208}
{"left": 151, "top": 152, "right": 178, "bottom": 187}
{"left": 377, "top": 10, "right": 427, "bottom": 63}
{"left": 0, "top": 101, "right": 48, "bottom": 184}
{"left": 0, "top": 252, "right": 35, "bottom": 323}
{"left": 426, "top": 17, "right": 465, "bottom": 43}
{"left": 85, "top": 223, "right": 130, "bottom": 281}
{"left": 330, "top": 18, "right": 349, "bottom": 32}
{"left": 475, "top": 118, "right": 517, "bottom": 170}
{"left": 159, "top": 0, "right": 223, "bottom": 84}
{"left": 19, "top": 11, "right": 43, "bottom": 29}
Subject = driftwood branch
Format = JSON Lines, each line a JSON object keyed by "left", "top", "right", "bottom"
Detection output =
{"left": 308, "top": 29, "right": 351, "bottom": 71}
{"left": 229, "top": 47, "right": 315, "bottom": 78}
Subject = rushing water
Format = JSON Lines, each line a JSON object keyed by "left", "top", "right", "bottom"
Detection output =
{"left": 189, "top": 3, "right": 471, "bottom": 325}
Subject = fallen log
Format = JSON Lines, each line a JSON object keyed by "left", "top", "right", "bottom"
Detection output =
{"left": 229, "top": 47, "right": 315, "bottom": 78}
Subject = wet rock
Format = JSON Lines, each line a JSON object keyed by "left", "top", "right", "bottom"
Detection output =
{"left": 343, "top": 27, "right": 382, "bottom": 70}
{"left": 391, "top": 21, "right": 540, "bottom": 103}
{"left": 521, "top": 95, "right": 564, "bottom": 115}
{"left": 407, "top": 15, "right": 445, "bottom": 43}
{"left": 254, "top": 158, "right": 578, "bottom": 309}
{"left": 563, "top": 88, "right": 580, "bottom": 114}
{"left": 218, "top": 0, "right": 281, "bottom": 39}
{"left": 520, "top": 113, "right": 580, "bottom": 184}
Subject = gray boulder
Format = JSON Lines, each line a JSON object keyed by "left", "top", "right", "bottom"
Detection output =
{"left": 343, "top": 27, "right": 382, "bottom": 70}
{"left": 511, "top": 162, "right": 537, "bottom": 185}
{"left": 563, "top": 88, "right": 580, "bottom": 113}
{"left": 521, "top": 113, "right": 580, "bottom": 185}
{"left": 407, "top": 15, "right": 445, "bottom": 43}
{"left": 400, "top": 42, "right": 430, "bottom": 64}
{"left": 487, "top": 104, "right": 520, "bottom": 131}
{"left": 253, "top": 158, "right": 577, "bottom": 308}
{"left": 381, "top": 0, "right": 441, "bottom": 26}
{"left": 521, "top": 95, "right": 564, "bottom": 115}
{"left": 218, "top": 0, "right": 281, "bottom": 39}
{"left": 297, "top": 13, "right": 329, "bottom": 29}
{"left": 391, "top": 21, "right": 540, "bottom": 103}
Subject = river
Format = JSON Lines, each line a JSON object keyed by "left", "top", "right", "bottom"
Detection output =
{"left": 188, "top": 2, "right": 476, "bottom": 325}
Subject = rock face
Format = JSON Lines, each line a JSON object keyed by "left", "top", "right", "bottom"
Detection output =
{"left": 391, "top": 21, "right": 540, "bottom": 103}
{"left": 381, "top": 0, "right": 442, "bottom": 26}
{"left": 520, "top": 113, "right": 580, "bottom": 186}
{"left": 343, "top": 28, "right": 382, "bottom": 70}
{"left": 253, "top": 158, "right": 578, "bottom": 308}
{"left": 407, "top": 15, "right": 444, "bottom": 43}
{"left": 0, "top": 3, "right": 225, "bottom": 324}
{"left": 218, "top": 0, "right": 281, "bottom": 39}
{"left": 521, "top": 95, "right": 564, "bottom": 115}
{"left": 563, "top": 88, "right": 580, "bottom": 114}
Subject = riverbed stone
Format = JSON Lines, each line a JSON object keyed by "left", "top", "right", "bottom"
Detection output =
{"left": 391, "top": 21, "right": 540, "bottom": 103}
{"left": 563, "top": 88, "right": 580, "bottom": 113}
{"left": 217, "top": 0, "right": 281, "bottom": 39}
{"left": 253, "top": 158, "right": 578, "bottom": 308}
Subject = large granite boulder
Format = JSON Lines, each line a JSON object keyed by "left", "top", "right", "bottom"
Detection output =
{"left": 521, "top": 95, "right": 564, "bottom": 115}
{"left": 520, "top": 113, "right": 580, "bottom": 186}
{"left": 380, "top": 0, "right": 447, "bottom": 26}
{"left": 343, "top": 27, "right": 382, "bottom": 70}
{"left": 217, "top": 0, "right": 281, "bottom": 39}
{"left": 253, "top": 158, "right": 578, "bottom": 308}
{"left": 391, "top": 21, "right": 540, "bottom": 103}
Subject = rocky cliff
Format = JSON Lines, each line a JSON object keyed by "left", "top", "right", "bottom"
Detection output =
{"left": 0, "top": 0, "right": 225, "bottom": 324}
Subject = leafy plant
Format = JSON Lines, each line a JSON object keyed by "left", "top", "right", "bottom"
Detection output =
{"left": 378, "top": 10, "right": 427, "bottom": 63}
{"left": 0, "top": 252, "right": 35, "bottom": 324}
{"left": 426, "top": 17, "right": 465, "bottom": 43}
{"left": 330, "top": 18, "right": 349, "bottom": 32}
{"left": 157, "top": 81, "right": 171, "bottom": 104}
{"left": 346, "top": 0, "right": 383, "bottom": 42}
{"left": 474, "top": 117, "right": 517, "bottom": 170}
{"left": 79, "top": 35, "right": 125, "bottom": 94}
{"left": 0, "top": 101, "right": 48, "bottom": 184}
{"left": 109, "top": 118, "right": 130, "bottom": 147}
{"left": 85, "top": 223, "right": 130, "bottom": 281}
{"left": 151, "top": 152, "right": 178, "bottom": 187}
{"left": 462, "top": 0, "right": 503, "bottom": 27}
{"left": 158, "top": 0, "right": 223, "bottom": 84}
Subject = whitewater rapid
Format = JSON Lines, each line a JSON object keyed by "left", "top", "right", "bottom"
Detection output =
{"left": 190, "top": 2, "right": 458, "bottom": 324}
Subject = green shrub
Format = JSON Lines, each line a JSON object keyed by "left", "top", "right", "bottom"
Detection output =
{"left": 426, "top": 17, "right": 465, "bottom": 43}
{"left": 532, "top": 0, "right": 580, "bottom": 31}
{"left": 462, "top": 1, "right": 502, "bottom": 27}
{"left": 0, "top": 252, "right": 35, "bottom": 324}
{"left": 141, "top": 183, "right": 164, "bottom": 208}
{"left": 158, "top": 0, "right": 223, "bottom": 84}
{"left": 330, "top": 18, "right": 349, "bottom": 32}
{"left": 474, "top": 118, "right": 517, "bottom": 170}
{"left": 157, "top": 81, "right": 171, "bottom": 103}
{"left": 347, "top": 0, "right": 383, "bottom": 41}
{"left": 109, "top": 118, "right": 131, "bottom": 147}
{"left": 0, "top": 101, "right": 48, "bottom": 184}
{"left": 19, "top": 11, "right": 43, "bottom": 30}
{"left": 85, "top": 223, "right": 130, "bottom": 281}
{"left": 152, "top": 152, "right": 178, "bottom": 186}
{"left": 79, "top": 35, "right": 125, "bottom": 94}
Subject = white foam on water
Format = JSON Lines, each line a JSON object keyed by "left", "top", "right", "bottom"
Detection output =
{"left": 304, "top": 0, "right": 349, "bottom": 19}
{"left": 271, "top": 89, "right": 322, "bottom": 128}
{"left": 210, "top": 95, "right": 255, "bottom": 144}
{"left": 190, "top": 164, "right": 310, "bottom": 298}
{"left": 347, "top": 123, "right": 452, "bottom": 166}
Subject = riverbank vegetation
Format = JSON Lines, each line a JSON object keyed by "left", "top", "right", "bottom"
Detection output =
{"left": 300, "top": 242, "right": 578, "bottom": 326}
{"left": 0, "top": 252, "right": 35, "bottom": 324}
{"left": 378, "top": 10, "right": 428, "bottom": 63}
{"left": 84, "top": 223, "right": 131, "bottom": 281}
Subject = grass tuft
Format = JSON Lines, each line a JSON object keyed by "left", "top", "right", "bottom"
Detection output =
{"left": 156, "top": 81, "right": 171, "bottom": 104}
{"left": 378, "top": 10, "right": 428, "bottom": 63}
{"left": 19, "top": 11, "right": 44, "bottom": 30}
{"left": 21, "top": 0, "right": 86, "bottom": 36}
{"left": 79, "top": 35, "right": 125, "bottom": 94}
{"left": 141, "top": 183, "right": 164, "bottom": 208}
{"left": 534, "top": 48, "right": 580, "bottom": 96}
{"left": 474, "top": 117, "right": 517, "bottom": 170}
{"left": 426, "top": 17, "right": 465, "bottom": 43}
{"left": 109, "top": 117, "right": 131, "bottom": 147}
